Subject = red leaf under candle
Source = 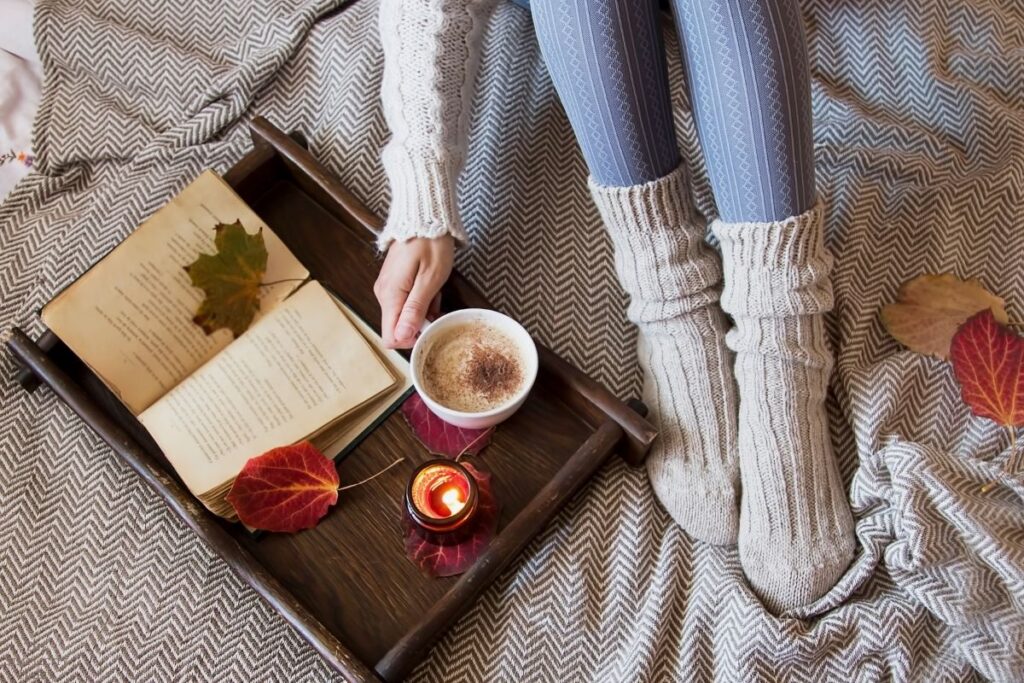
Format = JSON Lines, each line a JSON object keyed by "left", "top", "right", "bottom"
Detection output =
{"left": 226, "top": 441, "right": 339, "bottom": 532}
{"left": 949, "top": 309, "right": 1024, "bottom": 428}
{"left": 400, "top": 392, "right": 493, "bottom": 457}
{"left": 403, "top": 462, "right": 499, "bottom": 577}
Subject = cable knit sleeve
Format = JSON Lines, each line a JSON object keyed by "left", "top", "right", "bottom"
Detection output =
{"left": 376, "top": 0, "right": 497, "bottom": 251}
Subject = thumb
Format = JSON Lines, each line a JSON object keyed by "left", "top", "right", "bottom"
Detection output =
{"left": 394, "top": 279, "right": 434, "bottom": 345}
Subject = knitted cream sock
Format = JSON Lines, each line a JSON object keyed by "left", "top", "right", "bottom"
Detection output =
{"left": 712, "top": 201, "right": 855, "bottom": 612}
{"left": 590, "top": 166, "right": 739, "bottom": 546}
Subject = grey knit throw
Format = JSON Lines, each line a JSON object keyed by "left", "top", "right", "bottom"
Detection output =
{"left": 1, "top": 0, "right": 1022, "bottom": 680}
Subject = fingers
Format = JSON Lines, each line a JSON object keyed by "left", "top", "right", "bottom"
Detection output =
{"left": 374, "top": 277, "right": 408, "bottom": 349}
{"left": 374, "top": 266, "right": 442, "bottom": 349}
{"left": 374, "top": 236, "right": 454, "bottom": 348}
{"left": 394, "top": 277, "right": 434, "bottom": 347}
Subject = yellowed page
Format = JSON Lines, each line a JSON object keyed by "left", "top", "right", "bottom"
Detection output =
{"left": 137, "top": 281, "right": 397, "bottom": 496}
{"left": 41, "top": 170, "right": 308, "bottom": 414}
{"left": 314, "top": 297, "right": 413, "bottom": 458}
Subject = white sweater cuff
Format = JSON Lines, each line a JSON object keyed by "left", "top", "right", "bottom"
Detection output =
{"left": 378, "top": 144, "right": 467, "bottom": 251}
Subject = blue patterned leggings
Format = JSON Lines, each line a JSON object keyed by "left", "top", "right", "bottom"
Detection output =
{"left": 531, "top": 0, "right": 815, "bottom": 223}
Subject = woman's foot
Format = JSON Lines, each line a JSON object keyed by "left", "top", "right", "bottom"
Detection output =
{"left": 590, "top": 166, "right": 740, "bottom": 546}
{"left": 713, "top": 201, "right": 856, "bottom": 612}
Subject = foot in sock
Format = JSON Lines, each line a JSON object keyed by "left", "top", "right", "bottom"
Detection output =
{"left": 589, "top": 165, "right": 739, "bottom": 546}
{"left": 713, "top": 200, "right": 856, "bottom": 612}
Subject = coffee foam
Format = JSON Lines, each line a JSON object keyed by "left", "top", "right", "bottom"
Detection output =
{"left": 420, "top": 322, "right": 524, "bottom": 413}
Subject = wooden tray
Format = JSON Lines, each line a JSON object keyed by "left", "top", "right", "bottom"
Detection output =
{"left": 7, "top": 117, "right": 657, "bottom": 682}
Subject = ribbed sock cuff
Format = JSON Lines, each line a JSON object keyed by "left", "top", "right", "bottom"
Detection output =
{"left": 589, "top": 165, "right": 721, "bottom": 314}
{"left": 587, "top": 165, "right": 697, "bottom": 239}
{"left": 712, "top": 199, "right": 833, "bottom": 317}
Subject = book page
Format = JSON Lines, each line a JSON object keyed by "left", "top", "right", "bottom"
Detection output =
{"left": 313, "top": 296, "right": 413, "bottom": 458}
{"left": 41, "top": 170, "right": 308, "bottom": 414}
{"left": 138, "top": 281, "right": 397, "bottom": 496}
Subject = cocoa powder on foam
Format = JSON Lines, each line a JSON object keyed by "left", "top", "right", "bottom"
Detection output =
{"left": 421, "top": 324, "right": 524, "bottom": 413}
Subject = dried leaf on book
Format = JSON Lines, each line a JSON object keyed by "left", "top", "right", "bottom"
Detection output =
{"left": 184, "top": 220, "right": 268, "bottom": 338}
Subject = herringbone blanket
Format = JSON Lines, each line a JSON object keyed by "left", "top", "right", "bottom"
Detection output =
{"left": 1, "top": 0, "right": 1022, "bottom": 680}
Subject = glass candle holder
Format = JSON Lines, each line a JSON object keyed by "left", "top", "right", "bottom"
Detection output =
{"left": 405, "top": 459, "right": 479, "bottom": 537}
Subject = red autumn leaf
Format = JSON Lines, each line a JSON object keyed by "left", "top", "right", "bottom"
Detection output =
{"left": 949, "top": 310, "right": 1024, "bottom": 428}
{"left": 226, "top": 441, "right": 339, "bottom": 532}
{"left": 403, "top": 462, "right": 499, "bottom": 577}
{"left": 400, "top": 392, "right": 493, "bottom": 457}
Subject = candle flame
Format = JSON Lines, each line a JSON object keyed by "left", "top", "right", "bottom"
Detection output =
{"left": 441, "top": 486, "right": 465, "bottom": 515}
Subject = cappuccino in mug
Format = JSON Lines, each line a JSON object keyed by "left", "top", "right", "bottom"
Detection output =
{"left": 420, "top": 322, "right": 525, "bottom": 413}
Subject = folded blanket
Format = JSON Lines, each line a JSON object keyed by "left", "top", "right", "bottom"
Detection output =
{"left": 0, "top": 0, "right": 1021, "bottom": 681}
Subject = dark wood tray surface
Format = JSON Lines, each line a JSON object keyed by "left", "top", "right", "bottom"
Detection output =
{"left": 8, "top": 118, "right": 656, "bottom": 682}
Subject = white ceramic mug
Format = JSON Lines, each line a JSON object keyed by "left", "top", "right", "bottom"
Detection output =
{"left": 410, "top": 308, "right": 538, "bottom": 429}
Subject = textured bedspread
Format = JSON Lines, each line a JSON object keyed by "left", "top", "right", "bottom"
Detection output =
{"left": 1, "top": 0, "right": 1022, "bottom": 680}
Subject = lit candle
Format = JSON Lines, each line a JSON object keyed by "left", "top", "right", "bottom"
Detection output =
{"left": 405, "top": 459, "right": 478, "bottom": 534}
{"left": 435, "top": 485, "right": 466, "bottom": 516}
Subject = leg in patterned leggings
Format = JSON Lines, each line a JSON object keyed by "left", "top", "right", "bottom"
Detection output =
{"left": 531, "top": 0, "right": 854, "bottom": 612}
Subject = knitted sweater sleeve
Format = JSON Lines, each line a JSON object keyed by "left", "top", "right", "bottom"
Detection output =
{"left": 376, "top": 0, "right": 497, "bottom": 251}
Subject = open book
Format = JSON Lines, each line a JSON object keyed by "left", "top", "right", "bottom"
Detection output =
{"left": 41, "top": 171, "right": 412, "bottom": 518}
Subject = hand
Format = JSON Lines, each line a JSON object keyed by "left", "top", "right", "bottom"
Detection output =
{"left": 374, "top": 235, "right": 455, "bottom": 349}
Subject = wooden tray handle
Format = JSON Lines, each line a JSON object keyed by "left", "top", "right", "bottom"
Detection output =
{"left": 5, "top": 328, "right": 383, "bottom": 683}
{"left": 249, "top": 117, "right": 384, "bottom": 233}
{"left": 245, "top": 117, "right": 657, "bottom": 466}
{"left": 15, "top": 329, "right": 58, "bottom": 392}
